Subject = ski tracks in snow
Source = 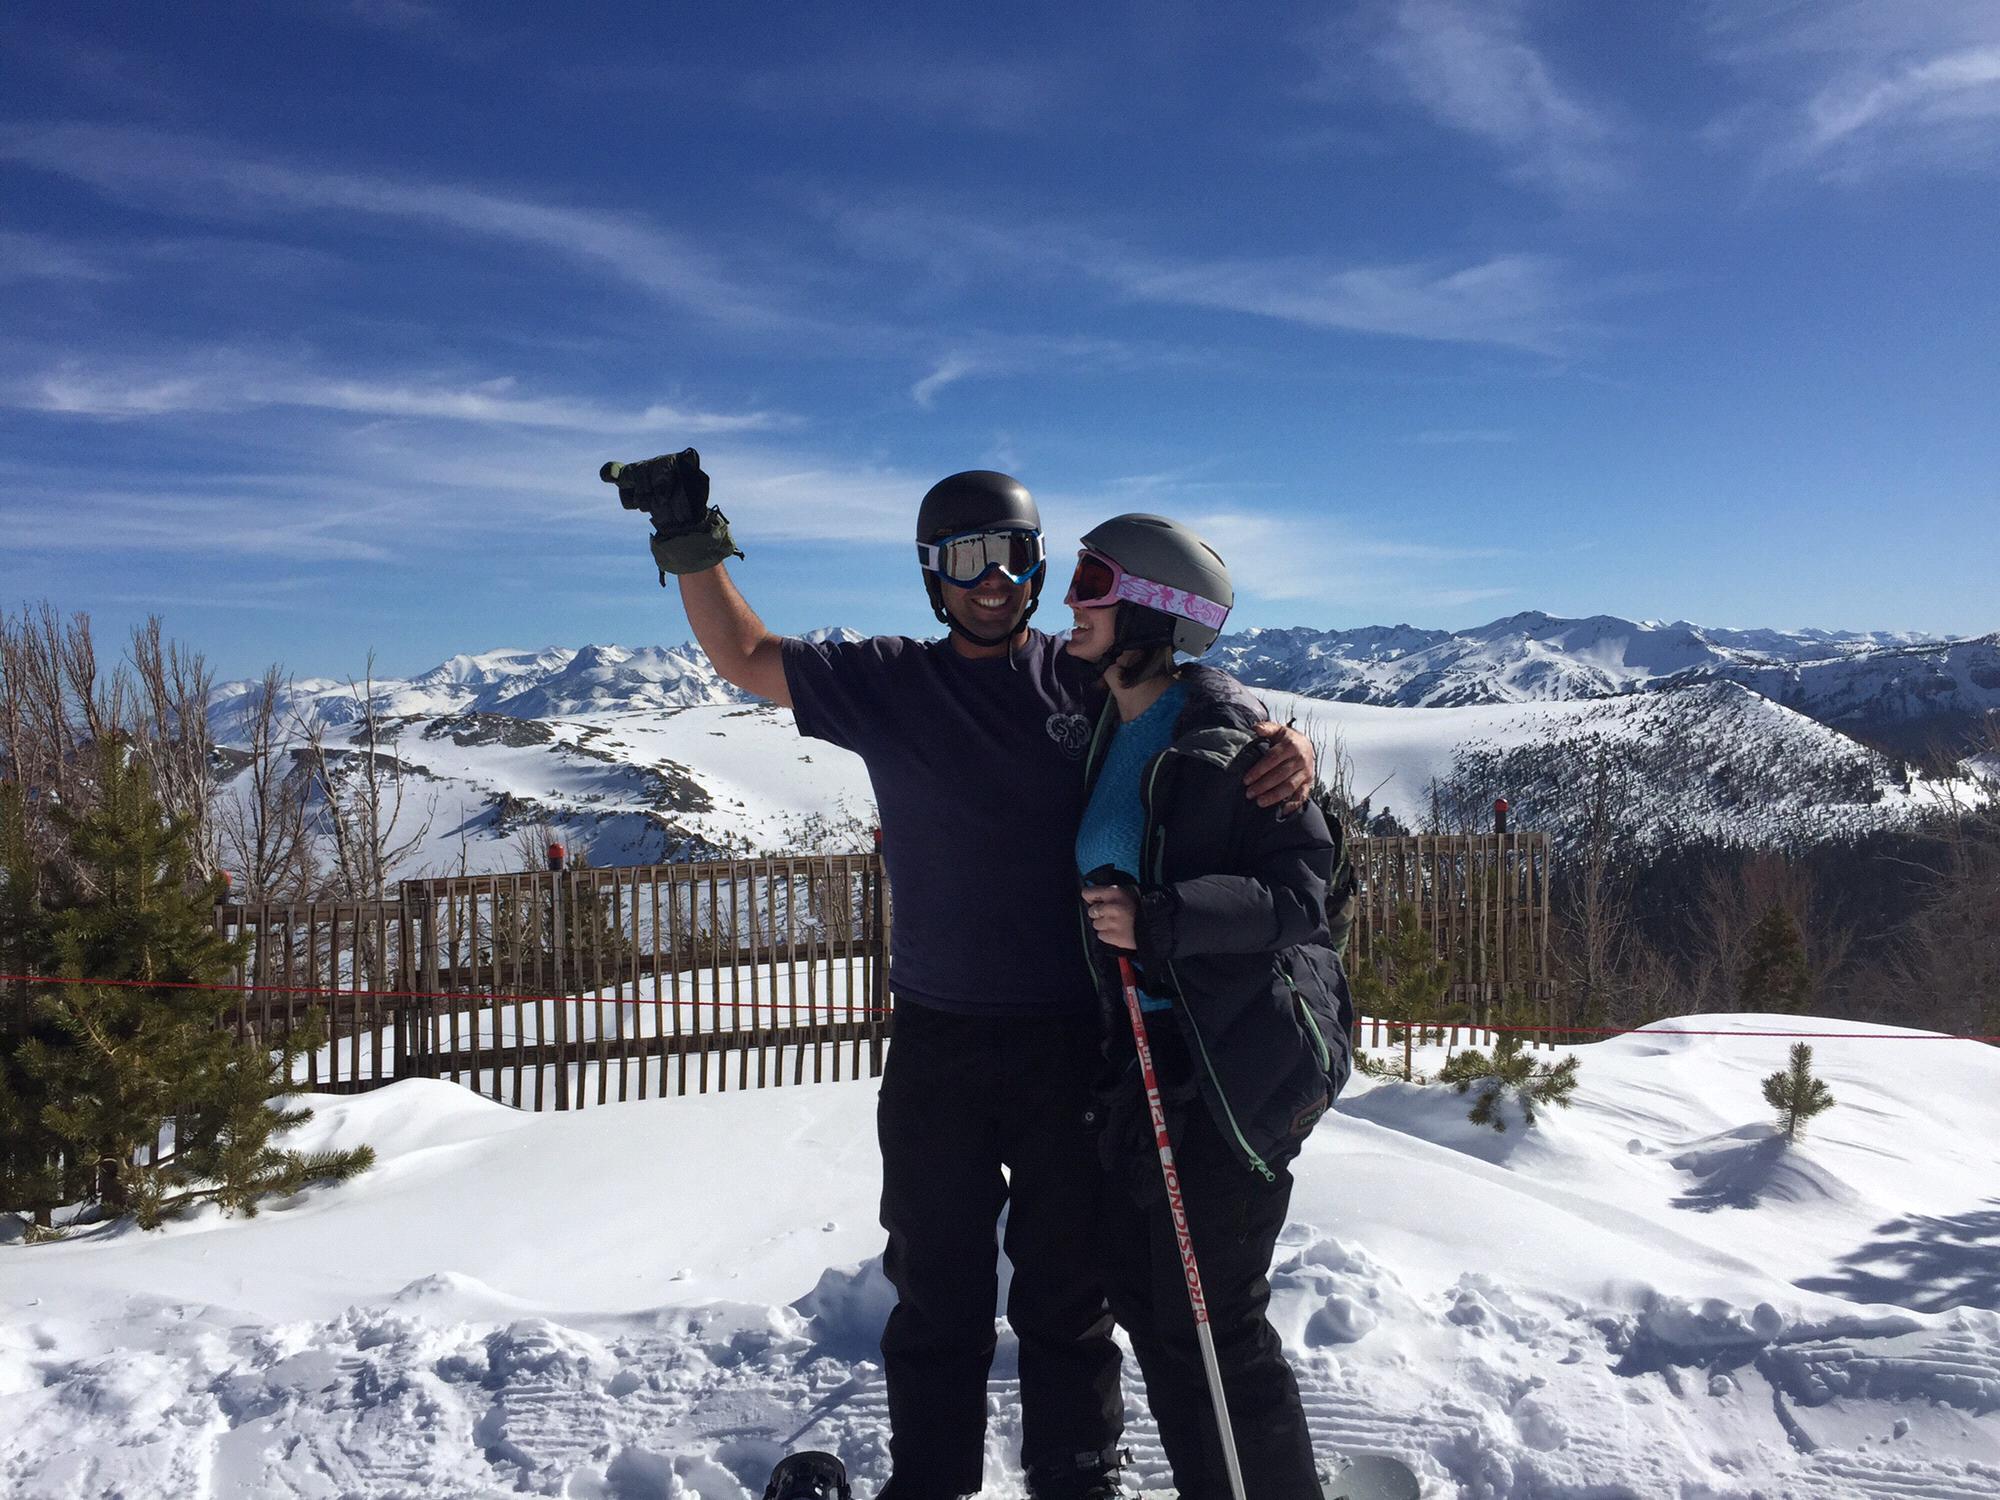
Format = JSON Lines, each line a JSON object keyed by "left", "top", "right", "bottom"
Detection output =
{"left": 7, "top": 1266, "right": 1999, "bottom": 1499}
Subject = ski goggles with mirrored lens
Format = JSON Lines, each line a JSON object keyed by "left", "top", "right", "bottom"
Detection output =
{"left": 916, "top": 527, "right": 1046, "bottom": 587}
{"left": 1063, "top": 549, "right": 1231, "bottom": 632}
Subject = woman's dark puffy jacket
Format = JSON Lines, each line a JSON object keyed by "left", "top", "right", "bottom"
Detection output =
{"left": 1080, "top": 666, "right": 1355, "bottom": 1181}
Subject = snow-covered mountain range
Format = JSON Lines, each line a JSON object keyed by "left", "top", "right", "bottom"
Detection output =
{"left": 1198, "top": 613, "right": 1996, "bottom": 752}
{"left": 205, "top": 613, "right": 1992, "bottom": 881}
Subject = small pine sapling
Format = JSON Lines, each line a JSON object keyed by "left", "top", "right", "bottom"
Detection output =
{"left": 1349, "top": 901, "right": 1452, "bottom": 1080}
{"left": 1437, "top": 1034, "right": 1580, "bottom": 1132}
{"left": 1761, "top": 1042, "right": 1835, "bottom": 1142}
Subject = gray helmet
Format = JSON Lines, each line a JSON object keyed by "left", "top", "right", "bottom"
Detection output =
{"left": 1077, "top": 513, "right": 1233, "bottom": 655}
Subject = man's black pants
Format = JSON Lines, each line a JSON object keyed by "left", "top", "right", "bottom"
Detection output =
{"left": 876, "top": 1000, "right": 1123, "bottom": 1499}
{"left": 1100, "top": 1105, "right": 1321, "bottom": 1500}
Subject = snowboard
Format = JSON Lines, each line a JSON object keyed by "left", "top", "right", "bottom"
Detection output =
{"left": 762, "top": 1449, "right": 1420, "bottom": 1499}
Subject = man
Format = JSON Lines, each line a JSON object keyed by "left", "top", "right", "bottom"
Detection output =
{"left": 607, "top": 454, "right": 1312, "bottom": 1500}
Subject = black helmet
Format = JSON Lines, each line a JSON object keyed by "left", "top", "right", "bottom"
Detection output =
{"left": 915, "top": 470, "right": 1044, "bottom": 645}
{"left": 1076, "top": 513, "right": 1234, "bottom": 655}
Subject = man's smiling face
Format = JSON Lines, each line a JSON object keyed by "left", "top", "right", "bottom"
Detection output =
{"left": 940, "top": 569, "right": 1032, "bottom": 640}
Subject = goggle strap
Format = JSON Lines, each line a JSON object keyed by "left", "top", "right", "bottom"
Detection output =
{"left": 1112, "top": 572, "right": 1229, "bottom": 631}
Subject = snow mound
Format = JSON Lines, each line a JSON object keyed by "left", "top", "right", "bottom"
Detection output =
{"left": 792, "top": 1257, "right": 897, "bottom": 1358}
{"left": 1668, "top": 1124, "right": 1864, "bottom": 1213}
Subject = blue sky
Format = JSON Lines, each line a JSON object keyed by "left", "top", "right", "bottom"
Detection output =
{"left": 3, "top": 1, "right": 1997, "bottom": 682}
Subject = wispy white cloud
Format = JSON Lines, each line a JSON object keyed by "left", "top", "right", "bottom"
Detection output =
{"left": 1404, "top": 428, "right": 1517, "bottom": 445}
{"left": 229, "top": 419, "right": 940, "bottom": 548}
{"left": 1702, "top": 1, "right": 2000, "bottom": 178}
{"left": 14, "top": 30, "right": 179, "bottom": 110}
{"left": 0, "top": 487, "right": 401, "bottom": 562}
{"left": 102, "top": 577, "right": 324, "bottom": 612}
{"left": 739, "top": 53, "right": 1066, "bottom": 133}
{"left": 1032, "top": 473, "right": 1512, "bottom": 610}
{"left": 1801, "top": 45, "right": 2000, "bottom": 156}
{"left": 1330, "top": 0, "right": 1622, "bottom": 197}
{"left": 1421, "top": 586, "right": 1516, "bottom": 609}
{"left": 826, "top": 200, "right": 1592, "bottom": 354}
{"left": 0, "top": 231, "right": 120, "bottom": 284}
{"left": 0, "top": 123, "right": 788, "bottom": 325}
{"left": 1190, "top": 509, "right": 1508, "bottom": 607}
{"left": 8, "top": 351, "right": 786, "bottom": 433}
{"left": 341, "top": 0, "right": 451, "bottom": 33}
{"left": 911, "top": 355, "right": 981, "bottom": 409}
{"left": 1115, "top": 251, "right": 1582, "bottom": 353}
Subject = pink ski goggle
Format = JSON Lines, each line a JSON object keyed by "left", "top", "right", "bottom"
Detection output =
{"left": 1062, "top": 549, "right": 1230, "bottom": 633}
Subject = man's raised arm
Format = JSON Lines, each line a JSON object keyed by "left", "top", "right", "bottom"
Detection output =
{"left": 679, "top": 564, "right": 791, "bottom": 708}
{"left": 599, "top": 449, "right": 793, "bottom": 708}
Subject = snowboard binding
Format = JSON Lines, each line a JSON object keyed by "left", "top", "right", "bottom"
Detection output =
{"left": 764, "top": 1450, "right": 851, "bottom": 1500}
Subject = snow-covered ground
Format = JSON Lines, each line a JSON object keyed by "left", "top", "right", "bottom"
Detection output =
{"left": 5, "top": 1014, "right": 1997, "bottom": 1499}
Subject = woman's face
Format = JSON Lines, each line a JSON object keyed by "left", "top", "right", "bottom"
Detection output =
{"left": 1066, "top": 601, "right": 1119, "bottom": 660}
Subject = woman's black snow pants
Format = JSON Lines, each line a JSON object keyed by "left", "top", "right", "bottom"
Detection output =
{"left": 1100, "top": 1104, "right": 1321, "bottom": 1500}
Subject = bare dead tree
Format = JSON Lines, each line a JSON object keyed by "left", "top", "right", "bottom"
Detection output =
{"left": 215, "top": 665, "right": 317, "bottom": 901}
{"left": 1556, "top": 749, "right": 1636, "bottom": 1028}
{"left": 511, "top": 816, "right": 563, "bottom": 872}
{"left": 128, "top": 616, "right": 217, "bottom": 880}
{"left": 1301, "top": 714, "right": 1358, "bottom": 826}
{"left": 1661, "top": 848, "right": 1853, "bottom": 1018}
{"left": 1884, "top": 715, "right": 2000, "bottom": 1035}
{"left": 298, "top": 652, "right": 435, "bottom": 903}
{"left": 0, "top": 604, "right": 131, "bottom": 881}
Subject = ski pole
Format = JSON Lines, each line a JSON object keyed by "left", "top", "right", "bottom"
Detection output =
{"left": 1118, "top": 954, "right": 1249, "bottom": 1500}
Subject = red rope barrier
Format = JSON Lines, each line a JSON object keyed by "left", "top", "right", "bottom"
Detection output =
{"left": 6, "top": 974, "right": 1997, "bottom": 1043}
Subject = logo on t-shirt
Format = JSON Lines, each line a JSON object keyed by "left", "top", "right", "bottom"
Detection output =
{"left": 1045, "top": 711, "right": 1090, "bottom": 760}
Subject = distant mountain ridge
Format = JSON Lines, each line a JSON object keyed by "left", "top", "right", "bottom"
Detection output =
{"left": 209, "top": 614, "right": 1992, "bottom": 759}
{"left": 1198, "top": 612, "right": 1945, "bottom": 705}
{"left": 1198, "top": 613, "right": 1993, "bottom": 758}
{"left": 211, "top": 632, "right": 862, "bottom": 739}
{"left": 1658, "top": 632, "right": 2000, "bottom": 761}
{"left": 202, "top": 617, "right": 1993, "bottom": 879}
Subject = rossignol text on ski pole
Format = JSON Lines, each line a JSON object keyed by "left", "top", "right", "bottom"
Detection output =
{"left": 1117, "top": 952, "right": 1249, "bottom": 1500}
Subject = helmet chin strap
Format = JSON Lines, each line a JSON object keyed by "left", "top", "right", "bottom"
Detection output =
{"left": 1075, "top": 601, "right": 1173, "bottom": 682}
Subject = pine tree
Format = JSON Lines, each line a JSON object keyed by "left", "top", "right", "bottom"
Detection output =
{"left": 1349, "top": 901, "right": 1453, "bottom": 1081}
{"left": 1437, "top": 1034, "right": 1580, "bottom": 1131}
{"left": 1761, "top": 1042, "right": 1835, "bottom": 1142}
{"left": 2, "top": 782, "right": 67, "bottom": 1225}
{"left": 1739, "top": 902, "right": 1811, "bottom": 1014}
{"left": 7, "top": 741, "right": 371, "bottom": 1230}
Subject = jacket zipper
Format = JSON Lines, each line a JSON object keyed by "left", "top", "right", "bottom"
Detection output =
{"left": 1142, "top": 752, "right": 1276, "bottom": 1184}
{"left": 1282, "top": 960, "right": 1332, "bottom": 1073}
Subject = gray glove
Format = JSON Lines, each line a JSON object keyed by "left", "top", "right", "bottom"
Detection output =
{"left": 600, "top": 448, "right": 744, "bottom": 581}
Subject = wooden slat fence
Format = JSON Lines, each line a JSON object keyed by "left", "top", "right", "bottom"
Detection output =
{"left": 214, "top": 853, "right": 889, "bottom": 1107}
{"left": 204, "top": 833, "right": 1555, "bottom": 1111}
{"left": 1347, "top": 832, "right": 1555, "bottom": 1048}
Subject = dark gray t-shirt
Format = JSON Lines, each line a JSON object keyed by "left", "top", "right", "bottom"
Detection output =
{"left": 782, "top": 629, "right": 1099, "bottom": 1016}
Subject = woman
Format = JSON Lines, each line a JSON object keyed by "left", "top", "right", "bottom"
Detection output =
{"left": 1064, "top": 513, "right": 1354, "bottom": 1500}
